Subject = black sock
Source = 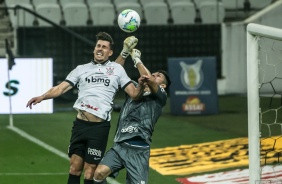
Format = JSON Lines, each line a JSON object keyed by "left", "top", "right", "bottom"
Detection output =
{"left": 84, "top": 179, "right": 94, "bottom": 184}
{"left": 67, "top": 174, "right": 81, "bottom": 184}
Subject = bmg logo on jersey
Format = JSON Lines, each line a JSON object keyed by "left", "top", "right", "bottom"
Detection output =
{"left": 85, "top": 76, "right": 110, "bottom": 86}
{"left": 88, "top": 148, "right": 102, "bottom": 157}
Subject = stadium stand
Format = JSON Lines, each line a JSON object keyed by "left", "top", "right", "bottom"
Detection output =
{"left": 6, "top": 0, "right": 265, "bottom": 28}
{"left": 114, "top": 0, "right": 139, "bottom": 4}
{"left": 86, "top": 0, "right": 112, "bottom": 5}
{"left": 5, "top": 0, "right": 30, "bottom": 5}
{"left": 143, "top": 1, "right": 169, "bottom": 25}
{"left": 32, "top": 0, "right": 57, "bottom": 6}
{"left": 249, "top": 0, "right": 272, "bottom": 9}
{"left": 166, "top": 0, "right": 193, "bottom": 7}
{"left": 169, "top": 1, "right": 196, "bottom": 24}
{"left": 34, "top": 2, "right": 62, "bottom": 26}
{"left": 60, "top": 0, "right": 85, "bottom": 7}
{"left": 5, "top": 0, "right": 35, "bottom": 27}
{"left": 221, "top": 0, "right": 246, "bottom": 20}
{"left": 61, "top": 1, "right": 89, "bottom": 26}
{"left": 140, "top": 0, "right": 165, "bottom": 6}
{"left": 89, "top": 2, "right": 115, "bottom": 26}
{"left": 222, "top": 0, "right": 245, "bottom": 9}
{"left": 0, "top": 0, "right": 14, "bottom": 56}
{"left": 193, "top": 0, "right": 206, "bottom": 9}
{"left": 198, "top": 0, "right": 225, "bottom": 23}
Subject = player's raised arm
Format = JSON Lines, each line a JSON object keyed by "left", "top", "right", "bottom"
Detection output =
{"left": 26, "top": 81, "right": 72, "bottom": 109}
{"left": 115, "top": 36, "right": 138, "bottom": 66}
{"left": 124, "top": 77, "right": 146, "bottom": 100}
{"left": 130, "top": 49, "right": 151, "bottom": 76}
{"left": 130, "top": 49, "right": 168, "bottom": 94}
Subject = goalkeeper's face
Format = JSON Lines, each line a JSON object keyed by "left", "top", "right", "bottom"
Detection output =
{"left": 152, "top": 72, "right": 167, "bottom": 89}
{"left": 93, "top": 40, "right": 113, "bottom": 63}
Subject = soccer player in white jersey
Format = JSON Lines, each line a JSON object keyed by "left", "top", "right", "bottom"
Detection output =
{"left": 26, "top": 32, "right": 144, "bottom": 184}
{"left": 93, "top": 49, "right": 171, "bottom": 184}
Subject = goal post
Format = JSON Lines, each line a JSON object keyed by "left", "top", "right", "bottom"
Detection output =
{"left": 247, "top": 23, "right": 282, "bottom": 184}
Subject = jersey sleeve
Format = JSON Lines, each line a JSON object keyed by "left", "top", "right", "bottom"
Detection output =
{"left": 118, "top": 64, "right": 131, "bottom": 88}
{"left": 65, "top": 66, "right": 80, "bottom": 86}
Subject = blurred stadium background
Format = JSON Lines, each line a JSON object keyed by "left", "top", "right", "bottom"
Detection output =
{"left": 0, "top": 0, "right": 282, "bottom": 183}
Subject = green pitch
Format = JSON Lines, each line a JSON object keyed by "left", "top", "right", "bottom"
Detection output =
{"left": 0, "top": 95, "right": 248, "bottom": 184}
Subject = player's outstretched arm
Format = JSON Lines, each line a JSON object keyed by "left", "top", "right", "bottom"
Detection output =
{"left": 26, "top": 81, "right": 72, "bottom": 109}
{"left": 130, "top": 49, "right": 160, "bottom": 94}
{"left": 115, "top": 36, "right": 138, "bottom": 66}
{"left": 124, "top": 77, "right": 146, "bottom": 100}
{"left": 115, "top": 55, "right": 125, "bottom": 66}
{"left": 131, "top": 49, "right": 151, "bottom": 76}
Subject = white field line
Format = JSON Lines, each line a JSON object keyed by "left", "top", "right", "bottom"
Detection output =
{"left": 6, "top": 125, "right": 121, "bottom": 184}
{"left": 7, "top": 125, "right": 69, "bottom": 160}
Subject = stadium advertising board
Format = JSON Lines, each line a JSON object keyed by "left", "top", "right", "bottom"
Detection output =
{"left": 0, "top": 58, "right": 53, "bottom": 114}
{"left": 168, "top": 57, "right": 218, "bottom": 115}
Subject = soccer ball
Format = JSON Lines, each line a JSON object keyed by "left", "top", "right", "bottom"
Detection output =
{"left": 118, "top": 9, "right": 140, "bottom": 33}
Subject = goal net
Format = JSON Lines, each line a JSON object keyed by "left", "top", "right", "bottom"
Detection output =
{"left": 247, "top": 23, "right": 282, "bottom": 184}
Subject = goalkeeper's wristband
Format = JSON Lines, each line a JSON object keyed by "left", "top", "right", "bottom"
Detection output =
{"left": 120, "top": 49, "right": 129, "bottom": 59}
{"left": 133, "top": 57, "right": 142, "bottom": 68}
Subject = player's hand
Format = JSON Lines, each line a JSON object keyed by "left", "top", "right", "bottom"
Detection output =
{"left": 131, "top": 49, "right": 142, "bottom": 68}
{"left": 26, "top": 96, "right": 44, "bottom": 109}
{"left": 120, "top": 36, "right": 138, "bottom": 59}
{"left": 138, "top": 75, "right": 149, "bottom": 86}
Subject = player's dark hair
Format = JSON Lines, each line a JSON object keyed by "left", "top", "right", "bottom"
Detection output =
{"left": 96, "top": 32, "right": 114, "bottom": 50}
{"left": 157, "top": 70, "right": 171, "bottom": 89}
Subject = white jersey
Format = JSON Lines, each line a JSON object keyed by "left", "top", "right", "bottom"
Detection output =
{"left": 65, "top": 60, "right": 131, "bottom": 121}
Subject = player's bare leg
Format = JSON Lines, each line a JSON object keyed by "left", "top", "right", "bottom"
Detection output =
{"left": 93, "top": 165, "right": 111, "bottom": 184}
{"left": 67, "top": 154, "right": 83, "bottom": 184}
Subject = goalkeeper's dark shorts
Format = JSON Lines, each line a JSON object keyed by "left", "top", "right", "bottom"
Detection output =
{"left": 68, "top": 118, "right": 110, "bottom": 164}
{"left": 100, "top": 142, "right": 150, "bottom": 183}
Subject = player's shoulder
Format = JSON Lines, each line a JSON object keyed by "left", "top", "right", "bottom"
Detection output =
{"left": 107, "top": 61, "right": 122, "bottom": 67}
{"left": 76, "top": 62, "right": 92, "bottom": 69}
{"left": 106, "top": 61, "right": 125, "bottom": 70}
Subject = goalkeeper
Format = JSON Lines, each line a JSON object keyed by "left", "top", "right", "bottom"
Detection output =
{"left": 26, "top": 32, "right": 142, "bottom": 184}
{"left": 93, "top": 48, "right": 171, "bottom": 184}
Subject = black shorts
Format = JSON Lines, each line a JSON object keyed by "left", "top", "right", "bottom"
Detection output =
{"left": 68, "top": 118, "right": 111, "bottom": 164}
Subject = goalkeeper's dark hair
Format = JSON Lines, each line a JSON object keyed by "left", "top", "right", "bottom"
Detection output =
{"left": 96, "top": 32, "right": 114, "bottom": 50}
{"left": 157, "top": 70, "right": 171, "bottom": 89}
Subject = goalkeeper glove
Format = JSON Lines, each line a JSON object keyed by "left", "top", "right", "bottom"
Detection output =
{"left": 131, "top": 49, "right": 142, "bottom": 68}
{"left": 120, "top": 36, "right": 138, "bottom": 59}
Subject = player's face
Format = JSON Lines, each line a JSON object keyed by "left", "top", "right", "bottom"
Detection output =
{"left": 152, "top": 72, "right": 166, "bottom": 86}
{"left": 93, "top": 40, "right": 113, "bottom": 63}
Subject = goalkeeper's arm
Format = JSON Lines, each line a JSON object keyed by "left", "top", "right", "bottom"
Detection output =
{"left": 131, "top": 49, "right": 151, "bottom": 76}
{"left": 130, "top": 49, "right": 161, "bottom": 94}
{"left": 116, "top": 36, "right": 138, "bottom": 66}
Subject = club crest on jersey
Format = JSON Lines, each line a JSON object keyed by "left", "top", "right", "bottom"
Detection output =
{"left": 106, "top": 67, "right": 114, "bottom": 75}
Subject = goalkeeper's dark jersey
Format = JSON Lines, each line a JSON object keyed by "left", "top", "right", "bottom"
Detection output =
{"left": 114, "top": 81, "right": 167, "bottom": 145}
